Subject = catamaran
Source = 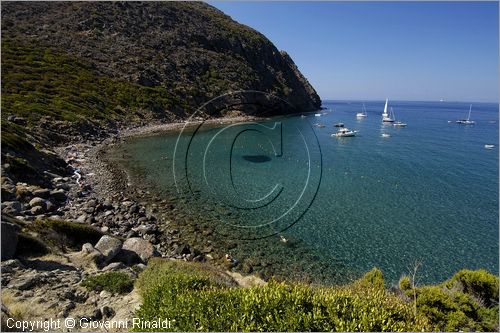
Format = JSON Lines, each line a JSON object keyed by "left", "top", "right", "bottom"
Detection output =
{"left": 382, "top": 98, "right": 394, "bottom": 122}
{"left": 456, "top": 104, "right": 475, "bottom": 125}
{"left": 356, "top": 103, "right": 368, "bottom": 118}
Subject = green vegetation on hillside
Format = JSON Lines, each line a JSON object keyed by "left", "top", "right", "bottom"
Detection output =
{"left": 1, "top": 39, "right": 187, "bottom": 124}
{"left": 134, "top": 259, "right": 498, "bottom": 332}
{"left": 81, "top": 272, "right": 134, "bottom": 294}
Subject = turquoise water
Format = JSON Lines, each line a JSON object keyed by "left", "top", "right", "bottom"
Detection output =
{"left": 117, "top": 100, "right": 498, "bottom": 284}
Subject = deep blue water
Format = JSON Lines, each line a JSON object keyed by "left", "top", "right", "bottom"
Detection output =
{"left": 117, "top": 100, "right": 498, "bottom": 284}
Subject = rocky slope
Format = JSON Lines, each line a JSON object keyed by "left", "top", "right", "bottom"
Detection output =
{"left": 2, "top": 1, "right": 321, "bottom": 116}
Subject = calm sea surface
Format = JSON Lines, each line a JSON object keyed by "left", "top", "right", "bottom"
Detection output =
{"left": 116, "top": 100, "right": 499, "bottom": 284}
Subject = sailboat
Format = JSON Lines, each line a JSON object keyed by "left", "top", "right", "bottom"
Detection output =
{"left": 456, "top": 104, "right": 475, "bottom": 125}
{"left": 356, "top": 103, "right": 368, "bottom": 118}
{"left": 382, "top": 98, "right": 394, "bottom": 122}
{"left": 392, "top": 107, "right": 407, "bottom": 127}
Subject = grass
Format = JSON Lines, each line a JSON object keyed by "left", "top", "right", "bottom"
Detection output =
{"left": 81, "top": 272, "right": 134, "bottom": 294}
{"left": 29, "top": 218, "right": 103, "bottom": 251}
{"left": 1, "top": 290, "right": 42, "bottom": 321}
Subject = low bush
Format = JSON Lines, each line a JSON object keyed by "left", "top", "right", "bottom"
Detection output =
{"left": 134, "top": 259, "right": 427, "bottom": 332}
{"left": 406, "top": 269, "right": 499, "bottom": 331}
{"left": 81, "top": 272, "right": 133, "bottom": 294}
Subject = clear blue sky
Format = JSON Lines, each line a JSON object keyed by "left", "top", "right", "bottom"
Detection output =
{"left": 210, "top": 1, "right": 499, "bottom": 102}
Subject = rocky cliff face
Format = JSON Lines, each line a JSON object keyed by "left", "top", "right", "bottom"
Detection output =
{"left": 2, "top": 1, "right": 321, "bottom": 116}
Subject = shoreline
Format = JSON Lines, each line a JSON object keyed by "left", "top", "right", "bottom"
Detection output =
{"left": 119, "top": 115, "right": 264, "bottom": 139}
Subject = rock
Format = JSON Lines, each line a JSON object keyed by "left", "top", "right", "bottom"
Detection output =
{"left": 8, "top": 274, "right": 41, "bottom": 290}
{"left": 102, "top": 262, "right": 126, "bottom": 272}
{"left": 30, "top": 205, "right": 45, "bottom": 215}
{"left": 101, "top": 306, "right": 115, "bottom": 318}
{"left": 45, "top": 200, "right": 56, "bottom": 212}
{"left": 132, "top": 224, "right": 156, "bottom": 235}
{"left": 1, "top": 201, "right": 22, "bottom": 215}
{"left": 175, "top": 244, "right": 191, "bottom": 256}
{"left": 76, "top": 214, "right": 87, "bottom": 223}
{"left": 1, "top": 221, "right": 20, "bottom": 260}
{"left": 50, "top": 189, "right": 67, "bottom": 202}
{"left": 32, "top": 188, "right": 51, "bottom": 199}
{"left": 10, "top": 116, "right": 27, "bottom": 126}
{"left": 81, "top": 243, "right": 94, "bottom": 254}
{"left": 117, "top": 237, "right": 159, "bottom": 264}
{"left": 94, "top": 235, "right": 122, "bottom": 262}
{"left": 99, "top": 290, "right": 112, "bottom": 298}
{"left": 29, "top": 197, "right": 46, "bottom": 208}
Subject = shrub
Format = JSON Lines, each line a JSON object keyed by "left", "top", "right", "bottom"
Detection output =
{"left": 81, "top": 272, "right": 133, "bottom": 294}
{"left": 399, "top": 275, "right": 411, "bottom": 292}
{"left": 355, "top": 267, "right": 385, "bottom": 289}
{"left": 134, "top": 259, "right": 426, "bottom": 332}
{"left": 445, "top": 269, "right": 499, "bottom": 306}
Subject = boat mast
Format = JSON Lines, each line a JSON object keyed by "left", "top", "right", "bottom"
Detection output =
{"left": 467, "top": 104, "right": 472, "bottom": 121}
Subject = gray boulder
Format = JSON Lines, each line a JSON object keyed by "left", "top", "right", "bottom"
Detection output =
{"left": 28, "top": 197, "right": 46, "bottom": 208}
{"left": 117, "top": 237, "right": 159, "bottom": 264}
{"left": 1, "top": 221, "right": 20, "bottom": 260}
{"left": 94, "top": 236, "right": 122, "bottom": 262}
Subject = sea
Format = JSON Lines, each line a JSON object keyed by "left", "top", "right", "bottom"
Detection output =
{"left": 113, "top": 100, "right": 499, "bottom": 285}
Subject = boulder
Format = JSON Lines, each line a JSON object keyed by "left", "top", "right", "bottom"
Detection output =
{"left": 117, "top": 238, "right": 159, "bottom": 264}
{"left": 50, "top": 189, "right": 67, "bottom": 202}
{"left": 1, "top": 221, "right": 20, "bottom": 260}
{"left": 30, "top": 205, "right": 45, "bottom": 215}
{"left": 32, "top": 188, "right": 51, "bottom": 199}
{"left": 1, "top": 201, "right": 22, "bottom": 215}
{"left": 29, "top": 197, "right": 46, "bottom": 208}
{"left": 102, "top": 262, "right": 126, "bottom": 272}
{"left": 94, "top": 236, "right": 122, "bottom": 262}
{"left": 81, "top": 243, "right": 94, "bottom": 254}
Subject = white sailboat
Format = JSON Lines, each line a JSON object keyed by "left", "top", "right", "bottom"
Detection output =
{"left": 382, "top": 98, "right": 394, "bottom": 122}
{"left": 392, "top": 107, "right": 407, "bottom": 127}
{"left": 456, "top": 104, "right": 475, "bottom": 125}
{"left": 356, "top": 103, "right": 368, "bottom": 118}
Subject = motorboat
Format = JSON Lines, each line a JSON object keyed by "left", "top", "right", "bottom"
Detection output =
{"left": 484, "top": 144, "right": 495, "bottom": 149}
{"left": 315, "top": 113, "right": 322, "bottom": 117}
{"left": 332, "top": 128, "right": 357, "bottom": 137}
{"left": 334, "top": 122, "right": 344, "bottom": 127}
{"left": 381, "top": 133, "right": 391, "bottom": 138}
{"left": 313, "top": 123, "right": 325, "bottom": 128}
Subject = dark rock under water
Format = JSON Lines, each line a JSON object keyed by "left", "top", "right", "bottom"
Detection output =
{"left": 242, "top": 155, "right": 272, "bottom": 163}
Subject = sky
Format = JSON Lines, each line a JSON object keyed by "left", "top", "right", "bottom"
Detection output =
{"left": 210, "top": 1, "right": 499, "bottom": 102}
